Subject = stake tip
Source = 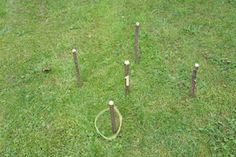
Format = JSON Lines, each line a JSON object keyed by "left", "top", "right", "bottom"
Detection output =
{"left": 72, "top": 48, "right": 77, "bottom": 53}
{"left": 195, "top": 63, "right": 200, "bottom": 68}
{"left": 124, "top": 60, "right": 130, "bottom": 65}
{"left": 136, "top": 22, "right": 140, "bottom": 26}
{"left": 109, "top": 100, "right": 114, "bottom": 106}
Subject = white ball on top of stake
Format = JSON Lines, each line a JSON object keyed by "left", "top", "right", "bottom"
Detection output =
{"left": 134, "top": 22, "right": 141, "bottom": 63}
{"left": 72, "top": 48, "right": 82, "bottom": 87}
{"left": 124, "top": 60, "right": 130, "bottom": 96}
{"left": 108, "top": 100, "right": 117, "bottom": 134}
{"left": 191, "top": 63, "right": 200, "bottom": 97}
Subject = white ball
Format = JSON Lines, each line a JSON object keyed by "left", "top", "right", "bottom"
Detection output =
{"left": 195, "top": 63, "right": 200, "bottom": 68}
{"left": 109, "top": 100, "right": 114, "bottom": 106}
{"left": 124, "top": 60, "right": 130, "bottom": 65}
{"left": 72, "top": 48, "right": 77, "bottom": 53}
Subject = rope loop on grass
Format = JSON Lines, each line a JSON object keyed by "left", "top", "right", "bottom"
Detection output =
{"left": 94, "top": 106, "right": 122, "bottom": 140}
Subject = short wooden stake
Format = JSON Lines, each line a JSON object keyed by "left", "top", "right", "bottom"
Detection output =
{"left": 191, "top": 63, "right": 200, "bottom": 97}
{"left": 134, "top": 22, "right": 141, "bottom": 63}
{"left": 72, "top": 48, "right": 82, "bottom": 87}
{"left": 109, "top": 100, "right": 117, "bottom": 134}
{"left": 124, "top": 60, "right": 130, "bottom": 96}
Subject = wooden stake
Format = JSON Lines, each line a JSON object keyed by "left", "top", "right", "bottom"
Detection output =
{"left": 124, "top": 60, "right": 130, "bottom": 96}
{"left": 191, "top": 63, "right": 200, "bottom": 97}
{"left": 134, "top": 22, "right": 141, "bottom": 63}
{"left": 72, "top": 48, "right": 82, "bottom": 87}
{"left": 109, "top": 100, "right": 117, "bottom": 134}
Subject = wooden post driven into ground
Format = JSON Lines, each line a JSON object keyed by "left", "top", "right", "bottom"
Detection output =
{"left": 109, "top": 100, "right": 117, "bottom": 134}
{"left": 191, "top": 63, "right": 200, "bottom": 97}
{"left": 134, "top": 22, "right": 141, "bottom": 63}
{"left": 72, "top": 48, "right": 82, "bottom": 87}
{"left": 124, "top": 60, "right": 130, "bottom": 96}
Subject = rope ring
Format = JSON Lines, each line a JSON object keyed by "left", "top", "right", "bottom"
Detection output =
{"left": 94, "top": 106, "right": 122, "bottom": 140}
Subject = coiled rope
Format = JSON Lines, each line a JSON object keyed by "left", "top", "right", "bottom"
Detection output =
{"left": 94, "top": 106, "right": 122, "bottom": 140}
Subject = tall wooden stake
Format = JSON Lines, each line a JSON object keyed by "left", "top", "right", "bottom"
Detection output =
{"left": 72, "top": 48, "right": 82, "bottom": 87}
{"left": 124, "top": 60, "right": 130, "bottom": 96}
{"left": 191, "top": 63, "right": 200, "bottom": 97}
{"left": 134, "top": 22, "right": 141, "bottom": 63}
{"left": 109, "top": 100, "right": 117, "bottom": 134}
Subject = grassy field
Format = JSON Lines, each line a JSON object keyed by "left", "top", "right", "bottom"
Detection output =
{"left": 0, "top": 0, "right": 236, "bottom": 156}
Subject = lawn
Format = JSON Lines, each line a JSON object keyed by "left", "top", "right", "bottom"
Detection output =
{"left": 0, "top": 0, "right": 236, "bottom": 156}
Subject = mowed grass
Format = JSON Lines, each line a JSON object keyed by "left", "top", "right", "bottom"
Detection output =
{"left": 0, "top": 0, "right": 236, "bottom": 156}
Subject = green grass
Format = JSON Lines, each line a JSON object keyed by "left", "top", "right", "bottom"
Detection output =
{"left": 0, "top": 0, "right": 236, "bottom": 156}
